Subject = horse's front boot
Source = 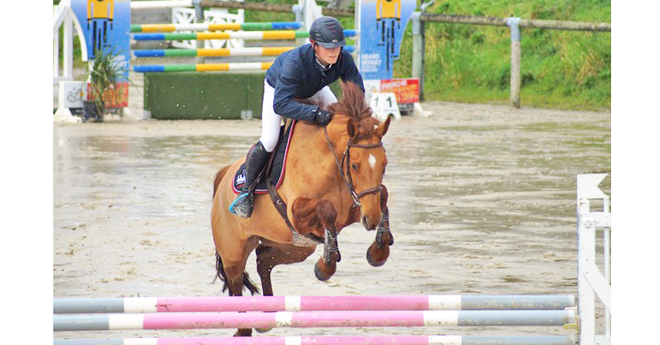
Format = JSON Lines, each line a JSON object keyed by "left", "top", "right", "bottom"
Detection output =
{"left": 375, "top": 208, "right": 394, "bottom": 247}
{"left": 314, "top": 228, "right": 340, "bottom": 281}
{"left": 366, "top": 207, "right": 393, "bottom": 267}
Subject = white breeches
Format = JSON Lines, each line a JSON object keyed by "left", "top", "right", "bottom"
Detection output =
{"left": 259, "top": 79, "right": 338, "bottom": 152}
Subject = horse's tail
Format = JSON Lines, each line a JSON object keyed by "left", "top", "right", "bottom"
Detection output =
{"left": 215, "top": 251, "right": 260, "bottom": 295}
{"left": 213, "top": 164, "right": 232, "bottom": 199}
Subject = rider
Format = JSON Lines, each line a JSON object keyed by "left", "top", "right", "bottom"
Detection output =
{"left": 229, "top": 16, "right": 365, "bottom": 218}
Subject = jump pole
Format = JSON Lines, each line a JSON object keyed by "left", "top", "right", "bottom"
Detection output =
{"left": 131, "top": 45, "right": 355, "bottom": 58}
{"left": 54, "top": 335, "right": 575, "bottom": 345}
{"left": 133, "top": 47, "right": 295, "bottom": 58}
{"left": 130, "top": 22, "right": 303, "bottom": 33}
{"left": 53, "top": 309, "right": 576, "bottom": 331}
{"left": 132, "top": 30, "right": 357, "bottom": 41}
{"left": 133, "top": 62, "right": 273, "bottom": 73}
{"left": 54, "top": 294, "right": 575, "bottom": 314}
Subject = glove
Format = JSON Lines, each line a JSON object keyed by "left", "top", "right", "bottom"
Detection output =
{"left": 313, "top": 108, "right": 333, "bottom": 126}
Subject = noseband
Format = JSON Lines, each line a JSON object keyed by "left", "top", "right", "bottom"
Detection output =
{"left": 323, "top": 126, "right": 383, "bottom": 208}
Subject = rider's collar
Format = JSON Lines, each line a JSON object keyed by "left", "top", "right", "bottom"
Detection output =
{"left": 315, "top": 57, "right": 332, "bottom": 71}
{"left": 310, "top": 43, "right": 334, "bottom": 72}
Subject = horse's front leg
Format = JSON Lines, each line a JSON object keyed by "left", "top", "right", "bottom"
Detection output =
{"left": 367, "top": 184, "right": 394, "bottom": 267}
{"left": 292, "top": 197, "right": 340, "bottom": 281}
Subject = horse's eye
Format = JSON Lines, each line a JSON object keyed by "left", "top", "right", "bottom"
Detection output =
{"left": 351, "top": 163, "right": 358, "bottom": 170}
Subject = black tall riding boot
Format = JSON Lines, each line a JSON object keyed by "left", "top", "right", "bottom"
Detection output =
{"left": 229, "top": 141, "right": 271, "bottom": 218}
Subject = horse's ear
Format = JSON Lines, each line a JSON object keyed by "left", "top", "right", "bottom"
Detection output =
{"left": 347, "top": 118, "right": 359, "bottom": 139}
{"left": 377, "top": 116, "right": 391, "bottom": 138}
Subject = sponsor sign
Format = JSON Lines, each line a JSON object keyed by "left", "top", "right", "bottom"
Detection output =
{"left": 358, "top": 0, "right": 417, "bottom": 80}
{"left": 71, "top": 0, "right": 131, "bottom": 108}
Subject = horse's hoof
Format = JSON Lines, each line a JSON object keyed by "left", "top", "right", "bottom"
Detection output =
{"left": 256, "top": 327, "right": 273, "bottom": 333}
{"left": 386, "top": 232, "right": 394, "bottom": 246}
{"left": 314, "top": 259, "right": 336, "bottom": 281}
{"left": 366, "top": 242, "right": 389, "bottom": 267}
{"left": 314, "top": 261, "right": 330, "bottom": 281}
{"left": 233, "top": 328, "right": 252, "bottom": 337}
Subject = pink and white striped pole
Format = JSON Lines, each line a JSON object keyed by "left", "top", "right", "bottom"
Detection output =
{"left": 54, "top": 310, "right": 576, "bottom": 331}
{"left": 54, "top": 295, "right": 575, "bottom": 314}
{"left": 54, "top": 335, "right": 576, "bottom": 345}
{"left": 54, "top": 335, "right": 575, "bottom": 345}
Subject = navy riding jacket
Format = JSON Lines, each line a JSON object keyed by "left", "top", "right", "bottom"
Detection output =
{"left": 265, "top": 44, "right": 365, "bottom": 122}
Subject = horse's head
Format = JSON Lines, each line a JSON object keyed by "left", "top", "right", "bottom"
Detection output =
{"left": 327, "top": 82, "right": 391, "bottom": 230}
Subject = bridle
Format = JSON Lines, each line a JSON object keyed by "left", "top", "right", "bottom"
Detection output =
{"left": 323, "top": 126, "right": 384, "bottom": 208}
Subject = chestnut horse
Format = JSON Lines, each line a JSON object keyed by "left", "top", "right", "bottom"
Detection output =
{"left": 211, "top": 82, "right": 394, "bottom": 336}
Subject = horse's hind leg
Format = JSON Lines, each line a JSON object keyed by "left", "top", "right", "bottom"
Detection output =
{"left": 367, "top": 184, "right": 394, "bottom": 267}
{"left": 254, "top": 242, "right": 316, "bottom": 333}
{"left": 216, "top": 237, "right": 260, "bottom": 337}
{"left": 226, "top": 279, "right": 252, "bottom": 336}
{"left": 291, "top": 197, "right": 341, "bottom": 281}
{"left": 256, "top": 243, "right": 316, "bottom": 296}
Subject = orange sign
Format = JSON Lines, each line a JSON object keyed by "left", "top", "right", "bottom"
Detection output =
{"left": 380, "top": 78, "right": 419, "bottom": 104}
{"left": 86, "top": 82, "right": 129, "bottom": 108}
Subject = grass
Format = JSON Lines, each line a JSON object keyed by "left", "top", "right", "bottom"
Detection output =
{"left": 395, "top": 0, "right": 611, "bottom": 111}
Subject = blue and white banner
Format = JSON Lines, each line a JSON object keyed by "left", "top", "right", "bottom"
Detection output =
{"left": 70, "top": 0, "right": 130, "bottom": 80}
{"left": 358, "top": 0, "right": 416, "bottom": 80}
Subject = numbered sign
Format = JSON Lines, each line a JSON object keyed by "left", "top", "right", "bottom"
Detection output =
{"left": 370, "top": 92, "right": 401, "bottom": 121}
{"left": 58, "top": 81, "right": 86, "bottom": 109}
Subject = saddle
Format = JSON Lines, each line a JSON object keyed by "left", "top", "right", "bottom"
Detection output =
{"left": 231, "top": 119, "right": 322, "bottom": 246}
{"left": 231, "top": 120, "right": 297, "bottom": 195}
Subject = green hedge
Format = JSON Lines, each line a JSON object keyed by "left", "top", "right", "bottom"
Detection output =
{"left": 144, "top": 72, "right": 342, "bottom": 120}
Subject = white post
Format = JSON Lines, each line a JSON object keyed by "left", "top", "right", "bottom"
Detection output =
{"left": 193, "top": 0, "right": 205, "bottom": 64}
{"left": 63, "top": 14, "right": 74, "bottom": 81}
{"left": 577, "top": 198, "right": 596, "bottom": 345}
{"left": 603, "top": 196, "right": 611, "bottom": 339}
{"left": 54, "top": 23, "right": 60, "bottom": 79}
{"left": 354, "top": 0, "right": 360, "bottom": 68}
{"left": 411, "top": 12, "right": 424, "bottom": 101}
{"left": 576, "top": 173, "right": 611, "bottom": 345}
{"left": 506, "top": 17, "right": 521, "bottom": 109}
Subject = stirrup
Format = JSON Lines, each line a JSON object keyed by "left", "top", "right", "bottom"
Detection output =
{"left": 228, "top": 192, "right": 253, "bottom": 218}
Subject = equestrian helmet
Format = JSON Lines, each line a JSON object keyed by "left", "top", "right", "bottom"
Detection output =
{"left": 309, "top": 16, "right": 345, "bottom": 48}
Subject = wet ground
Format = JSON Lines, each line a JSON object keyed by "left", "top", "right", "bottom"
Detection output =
{"left": 53, "top": 100, "right": 610, "bottom": 340}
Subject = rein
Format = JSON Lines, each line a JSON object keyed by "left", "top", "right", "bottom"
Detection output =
{"left": 323, "top": 126, "right": 383, "bottom": 209}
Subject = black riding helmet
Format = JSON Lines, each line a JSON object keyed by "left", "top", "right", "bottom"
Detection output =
{"left": 309, "top": 16, "right": 345, "bottom": 48}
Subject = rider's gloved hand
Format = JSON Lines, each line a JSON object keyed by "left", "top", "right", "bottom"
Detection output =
{"left": 313, "top": 108, "right": 333, "bottom": 126}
